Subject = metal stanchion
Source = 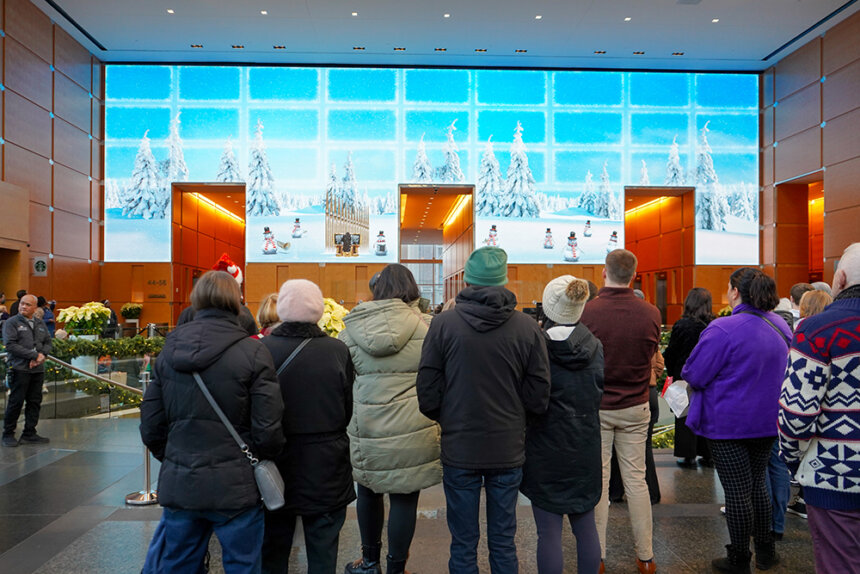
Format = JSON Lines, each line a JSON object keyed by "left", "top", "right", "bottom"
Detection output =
{"left": 126, "top": 371, "right": 158, "bottom": 506}
{"left": 147, "top": 323, "right": 157, "bottom": 338}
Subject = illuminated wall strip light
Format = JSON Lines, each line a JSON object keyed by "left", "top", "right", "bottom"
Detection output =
{"left": 191, "top": 192, "right": 245, "bottom": 224}
{"left": 443, "top": 194, "right": 471, "bottom": 228}
{"left": 400, "top": 194, "right": 408, "bottom": 224}
{"left": 625, "top": 196, "right": 667, "bottom": 216}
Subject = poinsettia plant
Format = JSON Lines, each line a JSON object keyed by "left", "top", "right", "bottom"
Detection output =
{"left": 57, "top": 302, "right": 112, "bottom": 336}
{"left": 120, "top": 302, "right": 143, "bottom": 319}
{"left": 318, "top": 298, "right": 349, "bottom": 337}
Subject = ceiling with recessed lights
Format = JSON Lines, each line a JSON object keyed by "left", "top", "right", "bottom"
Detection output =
{"left": 34, "top": 0, "right": 860, "bottom": 70}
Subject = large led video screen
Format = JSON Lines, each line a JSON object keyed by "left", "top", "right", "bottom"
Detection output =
{"left": 104, "top": 66, "right": 758, "bottom": 265}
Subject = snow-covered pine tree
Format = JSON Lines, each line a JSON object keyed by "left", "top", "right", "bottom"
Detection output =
{"left": 122, "top": 131, "right": 167, "bottom": 219}
{"left": 476, "top": 136, "right": 504, "bottom": 216}
{"left": 325, "top": 163, "right": 339, "bottom": 204}
{"left": 665, "top": 135, "right": 685, "bottom": 186}
{"left": 726, "top": 183, "right": 756, "bottom": 221}
{"left": 695, "top": 121, "right": 728, "bottom": 231}
{"left": 341, "top": 154, "right": 358, "bottom": 207}
{"left": 577, "top": 170, "right": 599, "bottom": 214}
{"left": 104, "top": 179, "right": 123, "bottom": 210}
{"left": 246, "top": 119, "right": 280, "bottom": 217}
{"left": 594, "top": 161, "right": 612, "bottom": 218}
{"left": 216, "top": 136, "right": 243, "bottom": 182}
{"left": 639, "top": 159, "right": 650, "bottom": 186}
{"left": 412, "top": 134, "right": 434, "bottom": 183}
{"left": 500, "top": 122, "right": 540, "bottom": 218}
{"left": 165, "top": 112, "right": 189, "bottom": 186}
{"left": 436, "top": 120, "right": 465, "bottom": 183}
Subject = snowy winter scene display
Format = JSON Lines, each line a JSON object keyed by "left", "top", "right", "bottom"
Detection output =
{"left": 104, "top": 66, "right": 758, "bottom": 264}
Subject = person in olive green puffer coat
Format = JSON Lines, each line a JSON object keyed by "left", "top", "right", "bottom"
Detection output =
{"left": 339, "top": 264, "right": 442, "bottom": 574}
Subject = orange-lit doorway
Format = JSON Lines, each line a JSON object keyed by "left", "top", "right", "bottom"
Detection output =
{"left": 624, "top": 186, "right": 696, "bottom": 324}
{"left": 770, "top": 175, "right": 824, "bottom": 295}
{"left": 171, "top": 183, "right": 246, "bottom": 324}
{"left": 398, "top": 185, "right": 474, "bottom": 306}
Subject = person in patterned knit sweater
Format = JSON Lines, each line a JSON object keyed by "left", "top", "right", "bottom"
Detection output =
{"left": 778, "top": 242, "right": 860, "bottom": 574}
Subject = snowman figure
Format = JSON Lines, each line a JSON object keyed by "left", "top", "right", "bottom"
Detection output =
{"left": 374, "top": 230, "right": 387, "bottom": 256}
{"left": 606, "top": 230, "right": 619, "bottom": 253}
{"left": 583, "top": 220, "right": 592, "bottom": 237}
{"left": 543, "top": 228, "right": 554, "bottom": 249}
{"left": 563, "top": 231, "right": 579, "bottom": 262}
{"left": 484, "top": 224, "right": 499, "bottom": 247}
{"left": 262, "top": 226, "right": 278, "bottom": 255}
{"left": 291, "top": 218, "right": 306, "bottom": 238}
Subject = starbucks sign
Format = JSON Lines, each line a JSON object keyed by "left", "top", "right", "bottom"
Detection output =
{"left": 32, "top": 257, "right": 48, "bottom": 277}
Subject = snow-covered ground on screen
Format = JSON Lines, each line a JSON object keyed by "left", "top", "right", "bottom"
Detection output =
{"left": 246, "top": 213, "right": 398, "bottom": 263}
{"left": 104, "top": 209, "right": 171, "bottom": 261}
{"left": 696, "top": 216, "right": 758, "bottom": 265}
{"left": 477, "top": 213, "right": 623, "bottom": 265}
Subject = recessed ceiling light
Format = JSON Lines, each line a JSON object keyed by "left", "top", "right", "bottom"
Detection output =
{"left": 624, "top": 17, "right": 631, "bottom": 22}
{"left": 435, "top": 48, "right": 447, "bottom": 52}
{"left": 535, "top": 15, "right": 542, "bottom": 20}
{"left": 444, "top": 13, "right": 450, "bottom": 18}
{"left": 594, "top": 50, "right": 606, "bottom": 54}
{"left": 353, "top": 46, "right": 365, "bottom": 50}
{"left": 672, "top": 52, "right": 685, "bottom": 56}
{"left": 394, "top": 47, "right": 406, "bottom": 51}
{"left": 274, "top": 45, "right": 286, "bottom": 50}
{"left": 352, "top": 12, "right": 358, "bottom": 17}
{"left": 167, "top": 9, "right": 174, "bottom": 14}
{"left": 712, "top": 18, "right": 720, "bottom": 23}
{"left": 515, "top": 49, "right": 528, "bottom": 53}
{"left": 475, "top": 48, "right": 487, "bottom": 52}
{"left": 234, "top": 200, "right": 239, "bottom": 203}
{"left": 261, "top": 10, "right": 267, "bottom": 15}
{"left": 226, "top": 195, "right": 231, "bottom": 198}
{"left": 633, "top": 51, "right": 645, "bottom": 55}
{"left": 191, "top": 44, "right": 203, "bottom": 48}
{"left": 232, "top": 45, "right": 244, "bottom": 49}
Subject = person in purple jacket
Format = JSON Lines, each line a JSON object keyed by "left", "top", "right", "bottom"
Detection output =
{"left": 682, "top": 267, "right": 791, "bottom": 574}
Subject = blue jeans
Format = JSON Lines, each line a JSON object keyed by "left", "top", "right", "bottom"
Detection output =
{"left": 143, "top": 506, "right": 264, "bottom": 574}
{"left": 443, "top": 465, "right": 522, "bottom": 574}
{"left": 766, "top": 441, "right": 791, "bottom": 534}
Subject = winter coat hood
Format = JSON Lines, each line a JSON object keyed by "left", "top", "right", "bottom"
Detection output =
{"left": 545, "top": 324, "right": 601, "bottom": 371}
{"left": 343, "top": 299, "right": 425, "bottom": 357}
{"left": 455, "top": 286, "right": 517, "bottom": 333}
{"left": 160, "top": 308, "right": 249, "bottom": 373}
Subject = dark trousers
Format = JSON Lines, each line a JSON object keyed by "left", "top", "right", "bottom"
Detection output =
{"left": 808, "top": 504, "right": 860, "bottom": 574}
{"left": 143, "top": 506, "right": 264, "bottom": 574}
{"left": 262, "top": 507, "right": 346, "bottom": 574}
{"left": 609, "top": 387, "right": 661, "bottom": 503}
{"left": 355, "top": 484, "right": 420, "bottom": 561}
{"left": 709, "top": 437, "right": 774, "bottom": 549}
{"left": 673, "top": 416, "right": 712, "bottom": 461}
{"left": 3, "top": 369, "right": 45, "bottom": 437}
{"left": 532, "top": 506, "right": 601, "bottom": 574}
{"left": 443, "top": 465, "right": 522, "bottom": 574}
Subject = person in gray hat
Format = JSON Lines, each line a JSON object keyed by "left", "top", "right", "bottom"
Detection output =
{"left": 417, "top": 246, "right": 551, "bottom": 574}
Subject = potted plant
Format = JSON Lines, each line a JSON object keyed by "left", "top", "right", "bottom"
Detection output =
{"left": 57, "top": 302, "right": 112, "bottom": 373}
{"left": 120, "top": 302, "right": 143, "bottom": 320}
{"left": 318, "top": 298, "right": 349, "bottom": 337}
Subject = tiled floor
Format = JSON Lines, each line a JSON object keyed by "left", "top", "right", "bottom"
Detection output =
{"left": 0, "top": 419, "right": 816, "bottom": 573}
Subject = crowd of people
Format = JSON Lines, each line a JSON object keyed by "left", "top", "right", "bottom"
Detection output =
{"left": 137, "top": 243, "right": 860, "bottom": 574}
{"left": 5, "top": 241, "right": 858, "bottom": 574}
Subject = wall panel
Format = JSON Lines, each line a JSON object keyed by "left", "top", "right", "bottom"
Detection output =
{"left": 3, "top": 1, "right": 51, "bottom": 65}
{"left": 822, "top": 107, "right": 860, "bottom": 167}
{"left": 774, "top": 37, "right": 821, "bottom": 101}
{"left": 822, "top": 12, "right": 860, "bottom": 75}
{"left": 3, "top": 142, "right": 51, "bottom": 205}
{"left": 52, "top": 209, "right": 91, "bottom": 259}
{"left": 823, "top": 60, "right": 860, "bottom": 121}
{"left": 52, "top": 163, "right": 91, "bottom": 216}
{"left": 774, "top": 82, "right": 820, "bottom": 141}
{"left": 3, "top": 38, "right": 52, "bottom": 110}
{"left": 823, "top": 206, "right": 860, "bottom": 259}
{"left": 54, "top": 26, "right": 92, "bottom": 90}
{"left": 54, "top": 71, "right": 92, "bottom": 133}
{"left": 823, "top": 156, "right": 860, "bottom": 213}
{"left": 4, "top": 89, "right": 52, "bottom": 158}
{"left": 774, "top": 127, "right": 821, "bottom": 182}
{"left": 53, "top": 117, "right": 91, "bottom": 175}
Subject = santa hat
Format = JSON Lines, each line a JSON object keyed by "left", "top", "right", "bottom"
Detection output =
{"left": 212, "top": 253, "right": 243, "bottom": 285}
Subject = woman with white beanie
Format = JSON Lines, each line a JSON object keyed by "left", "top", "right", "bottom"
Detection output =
{"left": 521, "top": 275, "right": 605, "bottom": 574}
{"left": 260, "top": 279, "right": 356, "bottom": 574}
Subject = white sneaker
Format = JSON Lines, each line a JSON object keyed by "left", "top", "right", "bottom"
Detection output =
{"left": 720, "top": 506, "right": 726, "bottom": 515}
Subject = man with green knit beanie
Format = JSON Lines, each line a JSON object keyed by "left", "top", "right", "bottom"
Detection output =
{"left": 417, "top": 246, "right": 551, "bottom": 573}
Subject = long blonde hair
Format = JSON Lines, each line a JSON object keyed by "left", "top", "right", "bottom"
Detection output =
{"left": 799, "top": 290, "right": 832, "bottom": 318}
{"left": 257, "top": 293, "right": 280, "bottom": 329}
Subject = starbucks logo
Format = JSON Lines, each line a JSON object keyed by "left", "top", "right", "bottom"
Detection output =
{"left": 34, "top": 260, "right": 47, "bottom": 273}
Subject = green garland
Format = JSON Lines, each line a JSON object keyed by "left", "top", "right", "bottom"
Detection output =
{"left": 43, "top": 363, "right": 143, "bottom": 407}
{"left": 50, "top": 336, "right": 165, "bottom": 362}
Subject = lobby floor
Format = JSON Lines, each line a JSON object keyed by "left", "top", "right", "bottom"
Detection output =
{"left": 0, "top": 419, "right": 815, "bottom": 573}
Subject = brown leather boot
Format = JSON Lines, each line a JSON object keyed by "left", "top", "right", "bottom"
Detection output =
{"left": 636, "top": 557, "right": 657, "bottom": 573}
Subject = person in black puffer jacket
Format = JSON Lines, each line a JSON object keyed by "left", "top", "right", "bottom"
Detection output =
{"left": 140, "top": 271, "right": 285, "bottom": 574}
{"left": 662, "top": 287, "right": 714, "bottom": 468}
{"left": 521, "top": 276, "right": 604, "bottom": 574}
{"left": 260, "top": 279, "right": 356, "bottom": 574}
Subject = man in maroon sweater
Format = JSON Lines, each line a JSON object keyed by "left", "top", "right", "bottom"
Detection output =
{"left": 580, "top": 249, "right": 660, "bottom": 574}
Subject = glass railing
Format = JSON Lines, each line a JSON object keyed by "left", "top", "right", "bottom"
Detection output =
{"left": 0, "top": 352, "right": 145, "bottom": 421}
